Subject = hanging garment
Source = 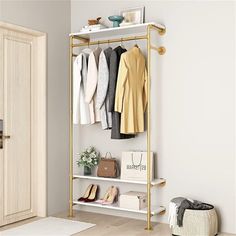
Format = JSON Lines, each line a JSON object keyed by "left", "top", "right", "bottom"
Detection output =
{"left": 109, "top": 46, "right": 134, "bottom": 139}
{"left": 168, "top": 197, "right": 185, "bottom": 228}
{"left": 73, "top": 48, "right": 92, "bottom": 125}
{"left": 85, "top": 47, "right": 102, "bottom": 124}
{"left": 96, "top": 47, "right": 112, "bottom": 129}
{"left": 168, "top": 202, "right": 178, "bottom": 228}
{"left": 115, "top": 47, "right": 147, "bottom": 134}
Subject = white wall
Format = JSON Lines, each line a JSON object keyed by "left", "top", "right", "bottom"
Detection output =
{"left": 71, "top": 0, "right": 236, "bottom": 234}
{"left": 0, "top": 0, "right": 71, "bottom": 215}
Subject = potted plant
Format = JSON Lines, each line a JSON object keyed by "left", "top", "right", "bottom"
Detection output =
{"left": 77, "top": 146, "right": 99, "bottom": 175}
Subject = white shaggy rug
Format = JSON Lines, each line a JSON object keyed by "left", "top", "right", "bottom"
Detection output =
{"left": 0, "top": 217, "right": 95, "bottom": 236}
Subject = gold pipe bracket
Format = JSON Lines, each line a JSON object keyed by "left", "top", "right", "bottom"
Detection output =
{"left": 159, "top": 208, "right": 166, "bottom": 215}
{"left": 158, "top": 46, "right": 166, "bottom": 55}
{"left": 151, "top": 45, "right": 166, "bottom": 55}
{"left": 158, "top": 28, "right": 166, "bottom": 36}
{"left": 159, "top": 179, "right": 166, "bottom": 187}
{"left": 73, "top": 35, "right": 89, "bottom": 42}
{"left": 150, "top": 24, "right": 166, "bottom": 36}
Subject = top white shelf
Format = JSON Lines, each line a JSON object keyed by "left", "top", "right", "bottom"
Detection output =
{"left": 70, "top": 22, "right": 165, "bottom": 40}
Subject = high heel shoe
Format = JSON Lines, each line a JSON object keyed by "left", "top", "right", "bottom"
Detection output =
{"left": 95, "top": 186, "right": 113, "bottom": 204}
{"left": 78, "top": 184, "right": 93, "bottom": 201}
{"left": 102, "top": 186, "right": 118, "bottom": 205}
{"left": 84, "top": 184, "right": 98, "bottom": 202}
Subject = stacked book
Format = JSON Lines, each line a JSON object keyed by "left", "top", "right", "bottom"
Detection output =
{"left": 80, "top": 24, "right": 107, "bottom": 33}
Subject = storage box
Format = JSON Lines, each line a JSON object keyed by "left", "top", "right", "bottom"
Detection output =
{"left": 119, "top": 191, "right": 147, "bottom": 210}
{"left": 120, "top": 151, "right": 154, "bottom": 181}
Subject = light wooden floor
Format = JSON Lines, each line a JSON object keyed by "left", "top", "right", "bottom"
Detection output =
{"left": 0, "top": 211, "right": 235, "bottom": 236}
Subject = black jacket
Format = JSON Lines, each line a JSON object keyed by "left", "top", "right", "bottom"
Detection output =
{"left": 108, "top": 46, "right": 134, "bottom": 139}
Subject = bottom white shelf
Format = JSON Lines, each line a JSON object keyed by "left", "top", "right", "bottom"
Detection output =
{"left": 73, "top": 200, "right": 165, "bottom": 216}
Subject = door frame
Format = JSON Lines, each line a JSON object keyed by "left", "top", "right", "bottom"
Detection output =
{"left": 0, "top": 21, "right": 47, "bottom": 218}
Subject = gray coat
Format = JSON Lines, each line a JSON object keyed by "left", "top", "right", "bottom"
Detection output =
{"left": 109, "top": 46, "right": 134, "bottom": 139}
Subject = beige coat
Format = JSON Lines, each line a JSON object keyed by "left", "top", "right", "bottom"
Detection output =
{"left": 85, "top": 47, "right": 102, "bottom": 124}
{"left": 115, "top": 47, "right": 147, "bottom": 134}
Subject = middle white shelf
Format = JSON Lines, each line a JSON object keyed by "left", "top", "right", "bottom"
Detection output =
{"left": 73, "top": 174, "right": 166, "bottom": 187}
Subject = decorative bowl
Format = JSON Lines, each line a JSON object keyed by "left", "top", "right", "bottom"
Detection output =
{"left": 108, "top": 15, "right": 124, "bottom": 27}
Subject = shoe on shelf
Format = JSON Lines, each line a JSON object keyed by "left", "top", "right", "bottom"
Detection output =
{"left": 78, "top": 184, "right": 93, "bottom": 201}
{"left": 102, "top": 186, "right": 118, "bottom": 205}
{"left": 84, "top": 184, "right": 99, "bottom": 202}
{"left": 96, "top": 186, "right": 113, "bottom": 204}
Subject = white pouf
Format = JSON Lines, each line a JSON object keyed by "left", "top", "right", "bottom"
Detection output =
{"left": 172, "top": 208, "right": 218, "bottom": 236}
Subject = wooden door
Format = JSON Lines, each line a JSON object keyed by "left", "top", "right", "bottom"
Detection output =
{"left": 0, "top": 28, "right": 36, "bottom": 226}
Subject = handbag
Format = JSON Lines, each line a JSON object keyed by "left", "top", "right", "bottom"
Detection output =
{"left": 97, "top": 152, "right": 119, "bottom": 178}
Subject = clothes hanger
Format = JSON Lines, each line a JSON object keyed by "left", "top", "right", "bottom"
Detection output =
{"left": 120, "top": 38, "right": 125, "bottom": 49}
{"left": 107, "top": 39, "right": 111, "bottom": 49}
{"left": 134, "top": 36, "right": 139, "bottom": 48}
{"left": 96, "top": 40, "right": 100, "bottom": 49}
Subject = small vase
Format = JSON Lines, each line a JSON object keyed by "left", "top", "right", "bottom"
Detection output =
{"left": 84, "top": 166, "right": 91, "bottom": 176}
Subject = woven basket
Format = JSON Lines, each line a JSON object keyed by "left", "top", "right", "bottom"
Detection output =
{"left": 172, "top": 208, "right": 218, "bottom": 236}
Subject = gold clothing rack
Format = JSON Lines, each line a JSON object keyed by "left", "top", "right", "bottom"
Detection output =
{"left": 69, "top": 23, "right": 166, "bottom": 231}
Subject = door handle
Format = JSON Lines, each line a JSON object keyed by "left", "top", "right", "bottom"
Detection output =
{"left": 0, "top": 134, "right": 10, "bottom": 149}
{"left": 0, "top": 120, "right": 10, "bottom": 149}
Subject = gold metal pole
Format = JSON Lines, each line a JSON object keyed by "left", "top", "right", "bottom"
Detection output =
{"left": 72, "top": 35, "right": 147, "bottom": 48}
{"left": 145, "top": 24, "right": 152, "bottom": 231}
{"left": 69, "top": 35, "right": 74, "bottom": 217}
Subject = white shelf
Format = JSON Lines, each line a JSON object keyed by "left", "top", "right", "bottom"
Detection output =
{"left": 73, "top": 201, "right": 165, "bottom": 216}
{"left": 73, "top": 174, "right": 166, "bottom": 186}
{"left": 70, "top": 22, "right": 165, "bottom": 39}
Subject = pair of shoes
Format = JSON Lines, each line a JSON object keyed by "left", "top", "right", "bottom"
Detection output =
{"left": 96, "top": 186, "right": 118, "bottom": 205}
{"left": 78, "top": 184, "right": 98, "bottom": 202}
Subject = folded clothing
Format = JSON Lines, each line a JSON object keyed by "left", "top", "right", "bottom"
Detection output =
{"left": 177, "top": 199, "right": 214, "bottom": 227}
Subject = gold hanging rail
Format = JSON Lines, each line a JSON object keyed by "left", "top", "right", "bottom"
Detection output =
{"left": 72, "top": 35, "right": 148, "bottom": 48}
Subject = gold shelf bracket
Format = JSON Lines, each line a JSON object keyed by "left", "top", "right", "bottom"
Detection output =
{"left": 150, "top": 45, "right": 166, "bottom": 55}
{"left": 158, "top": 28, "right": 166, "bottom": 36}
{"left": 150, "top": 24, "right": 166, "bottom": 36}
{"left": 159, "top": 208, "right": 166, "bottom": 215}
{"left": 73, "top": 35, "right": 89, "bottom": 42}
